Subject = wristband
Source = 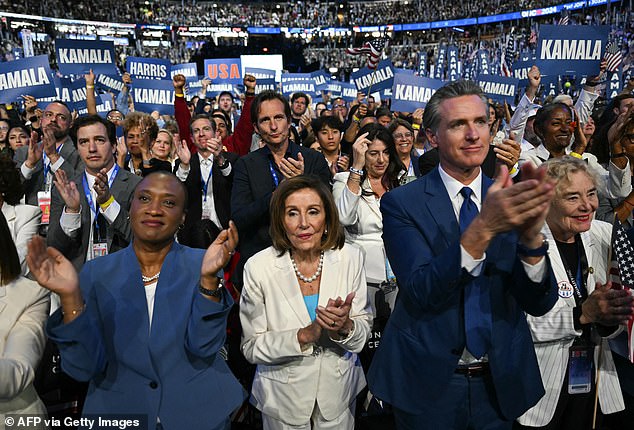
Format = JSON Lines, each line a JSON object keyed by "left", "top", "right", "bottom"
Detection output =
{"left": 86, "top": 85, "right": 95, "bottom": 89}
{"left": 175, "top": 93, "right": 185, "bottom": 97}
{"left": 349, "top": 166, "right": 364, "bottom": 176}
{"left": 412, "top": 123, "right": 420, "bottom": 130}
{"left": 62, "top": 303, "right": 86, "bottom": 317}
{"left": 199, "top": 277, "right": 225, "bottom": 298}
{"left": 99, "top": 195, "right": 115, "bottom": 210}
{"left": 353, "top": 116, "right": 361, "bottom": 123}
{"left": 569, "top": 152, "right": 583, "bottom": 159}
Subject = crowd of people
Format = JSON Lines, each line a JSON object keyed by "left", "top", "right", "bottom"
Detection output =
{"left": 1, "top": 1, "right": 634, "bottom": 430}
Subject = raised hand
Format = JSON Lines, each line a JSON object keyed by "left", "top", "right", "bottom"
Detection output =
{"left": 279, "top": 152, "right": 305, "bottom": 179}
{"left": 84, "top": 68, "right": 96, "bottom": 87}
{"left": 243, "top": 74, "right": 256, "bottom": 92}
{"left": 175, "top": 138, "right": 191, "bottom": 166}
{"left": 27, "top": 236, "right": 79, "bottom": 297}
{"left": 115, "top": 136, "right": 128, "bottom": 168}
{"left": 201, "top": 220, "right": 239, "bottom": 281}
{"left": 494, "top": 131, "right": 521, "bottom": 170}
{"left": 94, "top": 168, "right": 112, "bottom": 206}
{"left": 42, "top": 127, "right": 59, "bottom": 161}
{"left": 173, "top": 74, "right": 186, "bottom": 94}
{"left": 351, "top": 132, "right": 370, "bottom": 170}
{"left": 54, "top": 169, "right": 81, "bottom": 213}
{"left": 25, "top": 133, "right": 43, "bottom": 169}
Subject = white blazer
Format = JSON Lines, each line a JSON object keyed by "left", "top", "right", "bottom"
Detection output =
{"left": 333, "top": 172, "right": 387, "bottom": 284}
{"left": 1, "top": 203, "right": 41, "bottom": 275}
{"left": 240, "top": 244, "right": 372, "bottom": 426}
{"left": 518, "top": 220, "right": 625, "bottom": 426}
{"left": 0, "top": 276, "right": 50, "bottom": 429}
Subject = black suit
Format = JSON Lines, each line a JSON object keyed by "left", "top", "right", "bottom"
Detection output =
{"left": 47, "top": 168, "right": 141, "bottom": 271}
{"left": 175, "top": 152, "right": 238, "bottom": 248}
{"left": 230, "top": 142, "right": 331, "bottom": 287}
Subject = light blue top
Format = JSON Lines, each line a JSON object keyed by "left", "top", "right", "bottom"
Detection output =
{"left": 303, "top": 294, "right": 319, "bottom": 321}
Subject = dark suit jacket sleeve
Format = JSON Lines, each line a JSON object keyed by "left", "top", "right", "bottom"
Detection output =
{"left": 47, "top": 185, "right": 83, "bottom": 261}
{"left": 109, "top": 188, "right": 137, "bottom": 246}
{"left": 230, "top": 157, "right": 274, "bottom": 237}
{"left": 46, "top": 263, "right": 107, "bottom": 382}
{"left": 418, "top": 148, "right": 439, "bottom": 177}
{"left": 302, "top": 148, "right": 332, "bottom": 187}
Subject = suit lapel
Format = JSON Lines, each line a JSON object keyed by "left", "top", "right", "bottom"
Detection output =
{"left": 424, "top": 168, "right": 459, "bottom": 247}
{"left": 275, "top": 252, "right": 313, "bottom": 326}
{"left": 317, "top": 250, "right": 341, "bottom": 307}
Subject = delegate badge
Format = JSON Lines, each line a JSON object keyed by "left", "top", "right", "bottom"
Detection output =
{"left": 558, "top": 281, "right": 574, "bottom": 299}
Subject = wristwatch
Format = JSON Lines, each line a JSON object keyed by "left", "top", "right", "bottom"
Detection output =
{"left": 199, "top": 277, "right": 225, "bottom": 298}
{"left": 517, "top": 234, "right": 549, "bottom": 257}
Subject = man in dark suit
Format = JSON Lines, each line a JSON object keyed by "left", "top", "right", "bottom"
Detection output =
{"left": 367, "top": 81, "right": 558, "bottom": 429}
{"left": 231, "top": 91, "right": 331, "bottom": 288}
{"left": 174, "top": 114, "right": 237, "bottom": 248}
{"left": 14, "top": 101, "right": 82, "bottom": 208}
{"left": 47, "top": 115, "right": 141, "bottom": 271}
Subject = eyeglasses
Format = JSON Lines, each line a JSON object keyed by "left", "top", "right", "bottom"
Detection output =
{"left": 0, "top": 126, "right": 8, "bottom": 131}
{"left": 107, "top": 114, "right": 123, "bottom": 121}
{"left": 333, "top": 104, "right": 346, "bottom": 109}
{"left": 393, "top": 132, "right": 414, "bottom": 140}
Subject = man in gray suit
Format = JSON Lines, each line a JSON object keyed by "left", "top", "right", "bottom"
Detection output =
{"left": 13, "top": 101, "right": 83, "bottom": 208}
{"left": 47, "top": 115, "right": 141, "bottom": 270}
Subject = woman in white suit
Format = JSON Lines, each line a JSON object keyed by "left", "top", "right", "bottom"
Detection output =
{"left": 0, "top": 155, "right": 41, "bottom": 275}
{"left": 332, "top": 124, "right": 404, "bottom": 320}
{"left": 0, "top": 211, "right": 50, "bottom": 430}
{"left": 240, "top": 176, "right": 372, "bottom": 430}
{"left": 516, "top": 156, "right": 634, "bottom": 430}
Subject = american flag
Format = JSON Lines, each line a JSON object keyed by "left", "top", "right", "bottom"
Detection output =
{"left": 346, "top": 37, "right": 387, "bottom": 70}
{"left": 558, "top": 9, "right": 570, "bottom": 25}
{"left": 610, "top": 220, "right": 634, "bottom": 363}
{"left": 605, "top": 41, "right": 623, "bottom": 72}
{"left": 501, "top": 30, "right": 515, "bottom": 77}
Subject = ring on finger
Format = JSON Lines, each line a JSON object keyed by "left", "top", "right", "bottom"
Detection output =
{"left": 330, "top": 321, "right": 336, "bottom": 327}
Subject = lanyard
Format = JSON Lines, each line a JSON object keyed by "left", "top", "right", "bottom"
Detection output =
{"left": 82, "top": 165, "right": 120, "bottom": 223}
{"left": 43, "top": 143, "right": 63, "bottom": 178}
{"left": 268, "top": 160, "right": 280, "bottom": 188}
{"left": 560, "top": 238, "right": 588, "bottom": 304}
{"left": 200, "top": 160, "right": 213, "bottom": 203}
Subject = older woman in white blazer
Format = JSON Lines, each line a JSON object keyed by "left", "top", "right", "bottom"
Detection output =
{"left": 240, "top": 176, "right": 372, "bottom": 430}
{"left": 517, "top": 157, "right": 634, "bottom": 430}
{"left": 0, "top": 211, "right": 49, "bottom": 430}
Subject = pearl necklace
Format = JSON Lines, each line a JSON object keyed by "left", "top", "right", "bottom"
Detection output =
{"left": 291, "top": 251, "right": 324, "bottom": 283}
{"left": 142, "top": 272, "right": 161, "bottom": 283}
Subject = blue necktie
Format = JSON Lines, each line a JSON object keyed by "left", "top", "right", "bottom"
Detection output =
{"left": 459, "top": 187, "right": 491, "bottom": 358}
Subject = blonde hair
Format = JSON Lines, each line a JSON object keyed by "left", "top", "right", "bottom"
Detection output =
{"left": 545, "top": 156, "right": 598, "bottom": 197}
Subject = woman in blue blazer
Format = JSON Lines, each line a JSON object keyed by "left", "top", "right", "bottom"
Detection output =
{"left": 27, "top": 172, "right": 245, "bottom": 430}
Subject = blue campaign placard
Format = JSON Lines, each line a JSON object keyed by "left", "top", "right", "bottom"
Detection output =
{"left": 254, "top": 78, "right": 277, "bottom": 94}
{"left": 391, "top": 73, "right": 444, "bottom": 112}
{"left": 340, "top": 83, "right": 358, "bottom": 102}
{"left": 38, "top": 75, "right": 74, "bottom": 111}
{"left": 477, "top": 49, "right": 491, "bottom": 75}
{"left": 127, "top": 57, "right": 171, "bottom": 80}
{"left": 281, "top": 73, "right": 311, "bottom": 83}
{"left": 0, "top": 55, "right": 57, "bottom": 104}
{"left": 311, "top": 70, "right": 330, "bottom": 91}
{"left": 56, "top": 39, "right": 117, "bottom": 76}
{"left": 204, "top": 58, "right": 242, "bottom": 85}
{"left": 326, "top": 80, "right": 342, "bottom": 97}
{"left": 511, "top": 59, "right": 534, "bottom": 87}
{"left": 245, "top": 67, "right": 276, "bottom": 80}
{"left": 95, "top": 74, "right": 125, "bottom": 95}
{"left": 70, "top": 77, "right": 97, "bottom": 111}
{"left": 447, "top": 46, "right": 460, "bottom": 82}
{"left": 476, "top": 74, "right": 520, "bottom": 104}
{"left": 541, "top": 74, "right": 560, "bottom": 97}
{"left": 171, "top": 62, "right": 198, "bottom": 81}
{"left": 131, "top": 79, "right": 175, "bottom": 115}
{"left": 350, "top": 59, "right": 395, "bottom": 93}
{"left": 536, "top": 25, "right": 609, "bottom": 76}
{"left": 281, "top": 78, "right": 318, "bottom": 98}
